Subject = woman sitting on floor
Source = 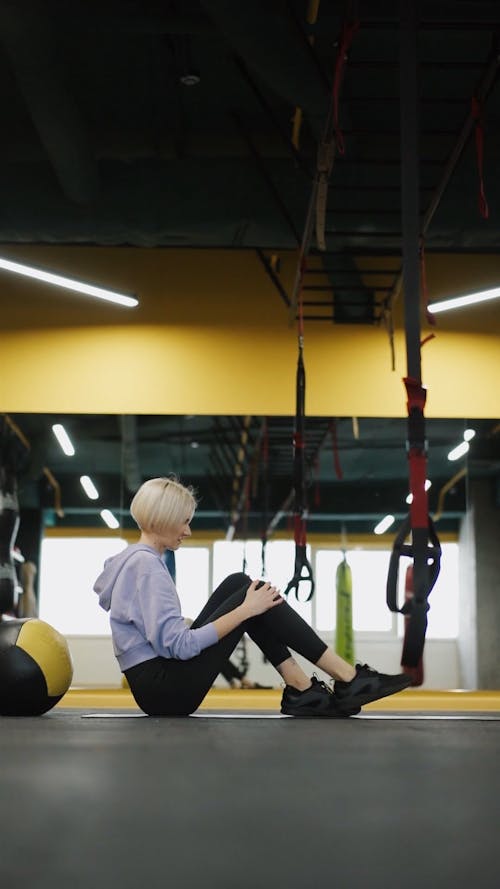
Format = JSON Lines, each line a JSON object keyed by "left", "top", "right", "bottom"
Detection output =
{"left": 94, "top": 476, "right": 411, "bottom": 717}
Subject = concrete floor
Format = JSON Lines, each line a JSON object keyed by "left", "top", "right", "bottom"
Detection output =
{"left": 1, "top": 710, "right": 499, "bottom": 889}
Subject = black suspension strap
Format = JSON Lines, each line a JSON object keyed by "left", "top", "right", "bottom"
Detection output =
{"left": 260, "top": 417, "right": 269, "bottom": 577}
{"left": 0, "top": 423, "right": 20, "bottom": 616}
{"left": 386, "top": 2, "right": 441, "bottom": 670}
{"left": 284, "top": 9, "right": 359, "bottom": 601}
{"left": 284, "top": 277, "right": 314, "bottom": 603}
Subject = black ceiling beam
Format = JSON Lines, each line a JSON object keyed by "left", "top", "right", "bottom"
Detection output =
{"left": 305, "top": 267, "right": 399, "bottom": 275}
{"left": 382, "top": 32, "right": 500, "bottom": 321}
{"left": 255, "top": 250, "right": 291, "bottom": 309}
{"left": 199, "top": 0, "right": 330, "bottom": 137}
{"left": 0, "top": 1, "right": 99, "bottom": 205}
{"left": 347, "top": 60, "right": 485, "bottom": 69}
{"left": 232, "top": 55, "right": 312, "bottom": 179}
{"left": 231, "top": 110, "right": 302, "bottom": 245}
{"left": 421, "top": 34, "right": 500, "bottom": 234}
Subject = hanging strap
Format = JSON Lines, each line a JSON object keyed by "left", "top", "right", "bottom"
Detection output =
{"left": 390, "top": 5, "right": 441, "bottom": 669}
{"left": 260, "top": 417, "right": 269, "bottom": 577}
{"left": 386, "top": 378, "right": 442, "bottom": 666}
{"left": 284, "top": 334, "right": 314, "bottom": 603}
{"left": 386, "top": 513, "right": 441, "bottom": 663}
{"left": 471, "top": 96, "right": 489, "bottom": 219}
{"left": 332, "top": 18, "right": 360, "bottom": 156}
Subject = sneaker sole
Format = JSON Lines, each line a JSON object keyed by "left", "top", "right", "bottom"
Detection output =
{"left": 336, "top": 678, "right": 412, "bottom": 712}
{"left": 280, "top": 707, "right": 359, "bottom": 718}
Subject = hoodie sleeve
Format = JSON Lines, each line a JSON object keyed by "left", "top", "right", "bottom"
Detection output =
{"left": 135, "top": 565, "right": 218, "bottom": 660}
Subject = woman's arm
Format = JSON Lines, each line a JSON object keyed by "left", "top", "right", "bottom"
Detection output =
{"left": 211, "top": 580, "right": 283, "bottom": 640}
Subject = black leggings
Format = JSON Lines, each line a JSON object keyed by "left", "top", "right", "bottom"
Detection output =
{"left": 124, "top": 572, "right": 328, "bottom": 716}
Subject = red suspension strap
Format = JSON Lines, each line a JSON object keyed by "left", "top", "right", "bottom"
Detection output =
{"left": 386, "top": 377, "right": 441, "bottom": 670}
{"left": 386, "top": 3, "right": 441, "bottom": 675}
{"left": 471, "top": 96, "right": 489, "bottom": 219}
{"left": 332, "top": 17, "right": 360, "bottom": 155}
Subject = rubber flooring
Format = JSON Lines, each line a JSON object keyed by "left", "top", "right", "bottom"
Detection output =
{"left": 1, "top": 698, "right": 499, "bottom": 889}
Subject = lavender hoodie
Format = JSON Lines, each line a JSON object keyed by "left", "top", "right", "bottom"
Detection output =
{"left": 93, "top": 543, "right": 218, "bottom": 671}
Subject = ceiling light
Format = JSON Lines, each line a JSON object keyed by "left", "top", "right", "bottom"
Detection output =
{"left": 447, "top": 441, "right": 470, "bottom": 461}
{"left": 80, "top": 475, "right": 99, "bottom": 500}
{"left": 52, "top": 423, "right": 75, "bottom": 456}
{"left": 428, "top": 286, "right": 500, "bottom": 314}
{"left": 100, "top": 509, "right": 119, "bottom": 529}
{"left": 405, "top": 480, "right": 432, "bottom": 504}
{"left": 180, "top": 73, "right": 200, "bottom": 86}
{"left": 0, "top": 256, "right": 138, "bottom": 307}
{"left": 463, "top": 428, "right": 476, "bottom": 442}
{"left": 374, "top": 514, "right": 395, "bottom": 535}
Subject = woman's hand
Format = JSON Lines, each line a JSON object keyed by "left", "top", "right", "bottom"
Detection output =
{"left": 243, "top": 579, "right": 284, "bottom": 617}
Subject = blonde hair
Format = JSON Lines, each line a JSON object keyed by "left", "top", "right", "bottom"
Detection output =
{"left": 130, "top": 476, "right": 197, "bottom": 534}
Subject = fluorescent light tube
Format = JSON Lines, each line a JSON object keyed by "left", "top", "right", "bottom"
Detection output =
{"left": 100, "top": 509, "right": 120, "bottom": 529}
{"left": 447, "top": 441, "right": 470, "bottom": 461}
{"left": 429, "top": 286, "right": 500, "bottom": 314}
{"left": 0, "top": 256, "right": 138, "bottom": 307}
{"left": 52, "top": 423, "right": 75, "bottom": 456}
{"left": 463, "top": 428, "right": 476, "bottom": 442}
{"left": 374, "top": 514, "right": 395, "bottom": 535}
{"left": 80, "top": 475, "right": 99, "bottom": 500}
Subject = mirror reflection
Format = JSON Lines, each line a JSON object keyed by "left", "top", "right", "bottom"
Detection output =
{"left": 1, "top": 412, "right": 498, "bottom": 691}
{"left": 5, "top": 411, "right": 491, "bottom": 534}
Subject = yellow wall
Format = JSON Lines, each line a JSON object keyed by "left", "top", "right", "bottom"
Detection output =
{"left": 0, "top": 246, "right": 499, "bottom": 418}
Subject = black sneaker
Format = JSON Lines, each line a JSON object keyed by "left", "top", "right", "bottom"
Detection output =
{"left": 280, "top": 676, "right": 360, "bottom": 718}
{"left": 334, "top": 663, "right": 412, "bottom": 712}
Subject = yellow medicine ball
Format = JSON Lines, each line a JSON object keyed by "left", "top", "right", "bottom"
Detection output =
{"left": 0, "top": 618, "right": 73, "bottom": 716}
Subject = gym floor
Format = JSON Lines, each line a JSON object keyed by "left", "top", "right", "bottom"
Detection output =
{"left": 1, "top": 690, "right": 499, "bottom": 889}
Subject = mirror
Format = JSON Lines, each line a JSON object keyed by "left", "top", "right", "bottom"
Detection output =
{"left": 4, "top": 411, "right": 493, "bottom": 542}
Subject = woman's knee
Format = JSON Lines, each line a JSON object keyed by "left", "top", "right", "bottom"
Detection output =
{"left": 228, "top": 572, "right": 252, "bottom": 587}
{"left": 214, "top": 572, "right": 251, "bottom": 596}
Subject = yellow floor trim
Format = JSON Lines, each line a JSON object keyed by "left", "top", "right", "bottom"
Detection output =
{"left": 57, "top": 688, "right": 500, "bottom": 712}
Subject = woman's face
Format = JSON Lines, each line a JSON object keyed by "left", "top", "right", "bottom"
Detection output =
{"left": 161, "top": 517, "right": 192, "bottom": 551}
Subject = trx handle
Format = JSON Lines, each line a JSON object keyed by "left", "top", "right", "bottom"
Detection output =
{"left": 284, "top": 521, "right": 315, "bottom": 603}
{"left": 386, "top": 514, "right": 441, "bottom": 615}
{"left": 386, "top": 514, "right": 441, "bottom": 667}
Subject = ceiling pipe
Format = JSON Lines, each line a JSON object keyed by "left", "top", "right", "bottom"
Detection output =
{"left": 0, "top": 1, "right": 99, "bottom": 204}
{"left": 432, "top": 467, "right": 467, "bottom": 523}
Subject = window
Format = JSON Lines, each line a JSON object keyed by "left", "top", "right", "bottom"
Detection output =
{"left": 315, "top": 543, "right": 459, "bottom": 638}
{"left": 315, "top": 549, "right": 393, "bottom": 633}
{"left": 213, "top": 539, "right": 312, "bottom": 623}
{"left": 174, "top": 547, "right": 210, "bottom": 621}
{"left": 39, "top": 537, "right": 127, "bottom": 635}
{"left": 397, "top": 542, "right": 459, "bottom": 639}
{"left": 38, "top": 536, "right": 459, "bottom": 640}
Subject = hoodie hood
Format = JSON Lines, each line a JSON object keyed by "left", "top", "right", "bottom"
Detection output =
{"left": 93, "top": 544, "right": 160, "bottom": 611}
